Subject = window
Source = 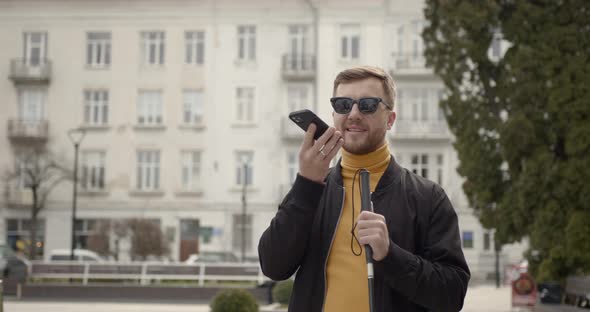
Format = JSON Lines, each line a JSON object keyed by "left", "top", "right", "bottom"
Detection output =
{"left": 436, "top": 154, "right": 444, "bottom": 186}
{"left": 185, "top": 31, "right": 205, "bottom": 65}
{"left": 235, "top": 151, "right": 253, "bottom": 186}
{"left": 6, "top": 218, "right": 45, "bottom": 258}
{"left": 411, "top": 20, "right": 424, "bottom": 60}
{"left": 437, "top": 90, "right": 445, "bottom": 121}
{"left": 86, "top": 32, "right": 111, "bottom": 67}
{"left": 18, "top": 88, "right": 45, "bottom": 121}
{"left": 420, "top": 89, "right": 429, "bottom": 121}
{"left": 287, "top": 25, "right": 311, "bottom": 70}
{"left": 235, "top": 87, "right": 255, "bottom": 123}
{"left": 136, "top": 150, "right": 160, "bottom": 191}
{"left": 340, "top": 24, "right": 360, "bottom": 61}
{"left": 182, "top": 90, "right": 204, "bottom": 125}
{"left": 410, "top": 154, "right": 429, "bottom": 179}
{"left": 396, "top": 26, "right": 404, "bottom": 56}
{"left": 141, "top": 31, "right": 165, "bottom": 65}
{"left": 181, "top": 151, "right": 201, "bottom": 191}
{"left": 287, "top": 151, "right": 298, "bottom": 184}
{"left": 81, "top": 151, "right": 106, "bottom": 191}
{"left": 137, "top": 90, "right": 163, "bottom": 125}
{"left": 74, "top": 219, "right": 110, "bottom": 251}
{"left": 23, "top": 32, "right": 47, "bottom": 66}
{"left": 462, "top": 231, "right": 474, "bottom": 249}
{"left": 232, "top": 214, "right": 252, "bottom": 251}
{"left": 287, "top": 84, "right": 310, "bottom": 112}
{"left": 83, "top": 90, "right": 109, "bottom": 125}
{"left": 15, "top": 154, "right": 34, "bottom": 189}
{"left": 237, "top": 25, "right": 256, "bottom": 62}
{"left": 483, "top": 232, "right": 491, "bottom": 251}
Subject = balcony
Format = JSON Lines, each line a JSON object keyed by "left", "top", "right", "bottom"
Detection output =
{"left": 281, "top": 54, "right": 316, "bottom": 80}
{"left": 389, "top": 54, "right": 432, "bottom": 76}
{"left": 7, "top": 119, "right": 49, "bottom": 143}
{"left": 280, "top": 116, "right": 305, "bottom": 141}
{"left": 9, "top": 58, "right": 52, "bottom": 83}
{"left": 390, "top": 120, "right": 452, "bottom": 140}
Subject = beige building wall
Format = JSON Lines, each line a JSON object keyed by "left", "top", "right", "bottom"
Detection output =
{"left": 0, "top": 0, "right": 526, "bottom": 278}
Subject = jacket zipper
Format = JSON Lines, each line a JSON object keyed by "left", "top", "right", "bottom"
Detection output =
{"left": 321, "top": 186, "right": 346, "bottom": 312}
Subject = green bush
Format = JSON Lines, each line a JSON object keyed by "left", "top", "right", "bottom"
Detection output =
{"left": 272, "top": 279, "right": 294, "bottom": 305}
{"left": 210, "top": 289, "right": 259, "bottom": 312}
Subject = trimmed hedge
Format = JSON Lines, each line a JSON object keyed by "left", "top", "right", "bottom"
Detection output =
{"left": 272, "top": 279, "right": 294, "bottom": 305}
{"left": 210, "top": 289, "right": 259, "bottom": 312}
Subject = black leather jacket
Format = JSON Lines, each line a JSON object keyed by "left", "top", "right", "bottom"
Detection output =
{"left": 259, "top": 157, "right": 470, "bottom": 312}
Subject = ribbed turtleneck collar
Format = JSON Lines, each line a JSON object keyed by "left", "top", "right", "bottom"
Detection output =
{"left": 341, "top": 143, "right": 391, "bottom": 177}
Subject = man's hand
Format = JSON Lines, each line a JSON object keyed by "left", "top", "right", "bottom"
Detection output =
{"left": 298, "top": 123, "right": 343, "bottom": 183}
{"left": 356, "top": 211, "right": 390, "bottom": 261}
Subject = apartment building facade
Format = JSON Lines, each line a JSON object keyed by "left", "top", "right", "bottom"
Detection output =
{"left": 0, "top": 0, "right": 526, "bottom": 279}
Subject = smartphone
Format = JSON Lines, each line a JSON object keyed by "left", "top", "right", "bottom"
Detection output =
{"left": 289, "top": 109, "right": 330, "bottom": 140}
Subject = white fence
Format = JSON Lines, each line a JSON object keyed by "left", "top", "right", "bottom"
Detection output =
{"left": 28, "top": 261, "right": 270, "bottom": 286}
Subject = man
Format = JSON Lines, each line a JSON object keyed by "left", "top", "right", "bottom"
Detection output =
{"left": 258, "top": 66, "right": 470, "bottom": 312}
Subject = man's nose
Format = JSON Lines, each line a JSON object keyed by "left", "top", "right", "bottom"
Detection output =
{"left": 347, "top": 103, "right": 362, "bottom": 119}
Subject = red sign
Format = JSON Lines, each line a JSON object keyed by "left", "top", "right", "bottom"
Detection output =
{"left": 511, "top": 272, "right": 537, "bottom": 308}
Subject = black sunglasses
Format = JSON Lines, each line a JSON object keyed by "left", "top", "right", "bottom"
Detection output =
{"left": 330, "top": 97, "right": 384, "bottom": 114}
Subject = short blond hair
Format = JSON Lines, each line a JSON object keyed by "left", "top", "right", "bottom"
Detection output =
{"left": 333, "top": 66, "right": 396, "bottom": 110}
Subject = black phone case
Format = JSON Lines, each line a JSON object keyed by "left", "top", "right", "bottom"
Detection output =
{"left": 288, "top": 109, "right": 329, "bottom": 140}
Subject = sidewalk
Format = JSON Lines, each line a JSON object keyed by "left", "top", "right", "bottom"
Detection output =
{"left": 4, "top": 284, "right": 512, "bottom": 312}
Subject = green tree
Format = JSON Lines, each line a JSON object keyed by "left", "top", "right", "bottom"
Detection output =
{"left": 422, "top": 0, "right": 590, "bottom": 282}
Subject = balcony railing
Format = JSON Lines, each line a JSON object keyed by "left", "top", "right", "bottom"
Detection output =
{"left": 389, "top": 54, "right": 431, "bottom": 75}
{"left": 280, "top": 116, "right": 305, "bottom": 140}
{"left": 9, "top": 58, "right": 52, "bottom": 83}
{"left": 390, "top": 120, "right": 451, "bottom": 140}
{"left": 281, "top": 54, "right": 316, "bottom": 80}
{"left": 7, "top": 119, "right": 49, "bottom": 143}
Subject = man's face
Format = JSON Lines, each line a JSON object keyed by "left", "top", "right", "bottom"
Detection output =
{"left": 332, "top": 78, "right": 396, "bottom": 155}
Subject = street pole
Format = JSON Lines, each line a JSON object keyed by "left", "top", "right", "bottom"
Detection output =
{"left": 241, "top": 163, "right": 247, "bottom": 263}
{"left": 68, "top": 128, "right": 85, "bottom": 268}
{"left": 70, "top": 141, "right": 79, "bottom": 262}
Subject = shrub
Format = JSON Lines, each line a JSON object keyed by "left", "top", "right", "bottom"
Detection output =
{"left": 272, "top": 279, "right": 294, "bottom": 305}
{"left": 210, "top": 289, "right": 259, "bottom": 312}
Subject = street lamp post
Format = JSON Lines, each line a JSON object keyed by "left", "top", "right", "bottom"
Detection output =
{"left": 68, "top": 128, "right": 86, "bottom": 264}
{"left": 241, "top": 163, "right": 248, "bottom": 263}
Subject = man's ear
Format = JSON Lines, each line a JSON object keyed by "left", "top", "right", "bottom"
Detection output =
{"left": 387, "top": 111, "right": 396, "bottom": 130}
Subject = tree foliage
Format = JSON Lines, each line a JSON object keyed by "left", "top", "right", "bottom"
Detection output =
{"left": 423, "top": 0, "right": 590, "bottom": 281}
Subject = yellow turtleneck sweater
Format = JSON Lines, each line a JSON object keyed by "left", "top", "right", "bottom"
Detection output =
{"left": 324, "top": 143, "right": 391, "bottom": 312}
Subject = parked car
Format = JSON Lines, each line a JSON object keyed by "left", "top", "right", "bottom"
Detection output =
{"left": 48, "top": 249, "right": 106, "bottom": 262}
{"left": 183, "top": 251, "right": 240, "bottom": 263}
{"left": 0, "top": 245, "right": 30, "bottom": 281}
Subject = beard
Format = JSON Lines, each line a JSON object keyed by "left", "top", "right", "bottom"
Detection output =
{"left": 342, "top": 128, "right": 387, "bottom": 155}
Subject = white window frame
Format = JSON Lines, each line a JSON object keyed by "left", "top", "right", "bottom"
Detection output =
{"left": 235, "top": 151, "right": 253, "bottom": 186}
{"left": 340, "top": 24, "right": 360, "bottom": 62}
{"left": 137, "top": 90, "right": 163, "bottom": 126}
{"left": 180, "top": 151, "right": 201, "bottom": 192}
{"left": 237, "top": 25, "right": 256, "bottom": 62}
{"left": 136, "top": 150, "right": 161, "bottom": 191}
{"left": 235, "top": 87, "right": 255, "bottom": 124}
{"left": 141, "top": 31, "right": 165, "bottom": 65}
{"left": 185, "top": 31, "right": 205, "bottom": 65}
{"left": 23, "top": 32, "right": 47, "bottom": 66}
{"left": 410, "top": 153, "right": 429, "bottom": 179}
{"left": 18, "top": 88, "right": 46, "bottom": 121}
{"left": 86, "top": 32, "right": 111, "bottom": 67}
{"left": 81, "top": 151, "right": 106, "bottom": 191}
{"left": 182, "top": 90, "right": 204, "bottom": 126}
{"left": 83, "top": 89, "right": 109, "bottom": 125}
